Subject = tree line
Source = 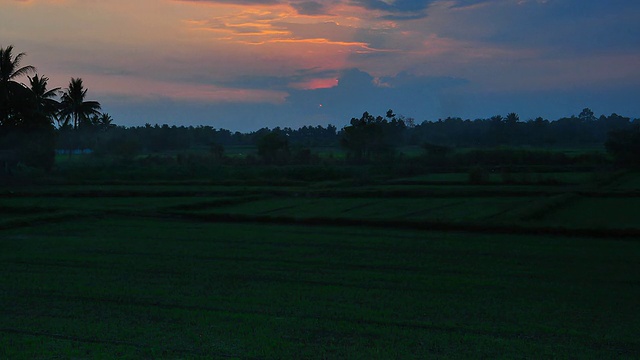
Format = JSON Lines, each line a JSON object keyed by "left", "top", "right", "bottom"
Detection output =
{"left": 54, "top": 108, "right": 638, "bottom": 166}
{"left": 2, "top": 44, "right": 639, "bottom": 174}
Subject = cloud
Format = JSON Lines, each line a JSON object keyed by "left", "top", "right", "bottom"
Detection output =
{"left": 5, "top": 0, "right": 638, "bottom": 131}
{"left": 106, "top": 70, "right": 640, "bottom": 131}
{"left": 72, "top": 71, "right": 289, "bottom": 105}
{"left": 174, "top": 0, "right": 494, "bottom": 20}
{"left": 217, "top": 68, "right": 339, "bottom": 90}
{"left": 275, "top": 21, "right": 354, "bottom": 41}
{"left": 346, "top": 0, "right": 493, "bottom": 20}
{"left": 175, "top": 0, "right": 282, "bottom": 4}
{"left": 351, "top": 0, "right": 429, "bottom": 12}
{"left": 284, "top": 68, "right": 469, "bottom": 125}
{"left": 422, "top": 0, "right": 640, "bottom": 55}
{"left": 290, "top": 1, "right": 329, "bottom": 15}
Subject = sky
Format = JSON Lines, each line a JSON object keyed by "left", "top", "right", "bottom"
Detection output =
{"left": 2, "top": 0, "right": 639, "bottom": 131}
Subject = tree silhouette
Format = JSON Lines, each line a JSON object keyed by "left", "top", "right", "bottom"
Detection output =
{"left": 340, "top": 110, "right": 405, "bottom": 161}
{"left": 0, "top": 45, "right": 36, "bottom": 126}
{"left": 579, "top": 108, "right": 596, "bottom": 122}
{"left": 0, "top": 46, "right": 57, "bottom": 172}
{"left": 97, "top": 113, "right": 115, "bottom": 130}
{"left": 257, "top": 131, "right": 289, "bottom": 164}
{"left": 59, "top": 78, "right": 101, "bottom": 129}
{"left": 505, "top": 112, "right": 519, "bottom": 124}
{"left": 27, "top": 74, "right": 60, "bottom": 124}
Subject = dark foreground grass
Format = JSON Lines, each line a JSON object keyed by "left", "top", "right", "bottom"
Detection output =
{"left": 1, "top": 216, "right": 639, "bottom": 358}
{"left": 539, "top": 197, "right": 640, "bottom": 229}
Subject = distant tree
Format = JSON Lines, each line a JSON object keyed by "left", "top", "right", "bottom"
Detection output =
{"left": 256, "top": 131, "right": 289, "bottom": 164}
{"left": 340, "top": 110, "right": 405, "bottom": 162}
{"left": 385, "top": 109, "right": 396, "bottom": 120}
{"left": 605, "top": 125, "right": 640, "bottom": 166}
{"left": 489, "top": 114, "right": 507, "bottom": 144}
{"left": 490, "top": 115, "right": 504, "bottom": 123}
{"left": 93, "top": 127, "right": 140, "bottom": 160}
{"left": 97, "top": 113, "right": 115, "bottom": 131}
{"left": 579, "top": 108, "right": 596, "bottom": 122}
{"left": 59, "top": 78, "right": 101, "bottom": 129}
{"left": 600, "top": 113, "right": 630, "bottom": 132}
{"left": 404, "top": 117, "right": 416, "bottom": 128}
{"left": 209, "top": 142, "right": 225, "bottom": 159}
{"left": 505, "top": 112, "right": 519, "bottom": 124}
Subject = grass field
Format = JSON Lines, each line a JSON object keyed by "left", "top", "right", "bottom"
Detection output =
{"left": 1, "top": 170, "right": 639, "bottom": 358}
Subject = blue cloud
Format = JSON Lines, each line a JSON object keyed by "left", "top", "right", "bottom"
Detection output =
{"left": 352, "top": 0, "right": 494, "bottom": 19}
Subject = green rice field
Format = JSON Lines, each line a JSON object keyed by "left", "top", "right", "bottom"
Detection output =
{"left": 1, "top": 170, "right": 639, "bottom": 358}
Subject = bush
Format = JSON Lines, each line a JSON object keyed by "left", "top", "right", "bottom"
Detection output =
{"left": 2, "top": 129, "right": 56, "bottom": 172}
{"left": 256, "top": 132, "right": 289, "bottom": 164}
{"left": 606, "top": 126, "right": 640, "bottom": 166}
{"left": 94, "top": 131, "right": 140, "bottom": 160}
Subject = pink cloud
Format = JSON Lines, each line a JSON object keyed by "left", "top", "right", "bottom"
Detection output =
{"left": 288, "top": 77, "right": 338, "bottom": 90}
{"left": 81, "top": 74, "right": 288, "bottom": 104}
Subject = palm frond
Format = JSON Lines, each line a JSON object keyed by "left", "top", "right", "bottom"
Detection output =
{"left": 43, "top": 88, "right": 61, "bottom": 99}
{"left": 0, "top": 45, "right": 36, "bottom": 83}
{"left": 10, "top": 65, "right": 36, "bottom": 80}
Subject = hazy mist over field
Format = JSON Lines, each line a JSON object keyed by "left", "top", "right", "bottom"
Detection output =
{"left": 2, "top": 0, "right": 640, "bottom": 130}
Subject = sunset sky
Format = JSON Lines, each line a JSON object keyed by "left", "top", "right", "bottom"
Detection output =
{"left": 2, "top": 0, "right": 639, "bottom": 131}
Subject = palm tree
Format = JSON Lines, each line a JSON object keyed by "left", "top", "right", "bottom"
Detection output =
{"left": 27, "top": 74, "right": 60, "bottom": 124}
{"left": 0, "top": 45, "right": 36, "bottom": 125}
{"left": 97, "top": 113, "right": 115, "bottom": 130}
{"left": 59, "top": 78, "right": 101, "bottom": 129}
{"left": 0, "top": 45, "right": 35, "bottom": 85}
{"left": 505, "top": 112, "right": 520, "bottom": 124}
